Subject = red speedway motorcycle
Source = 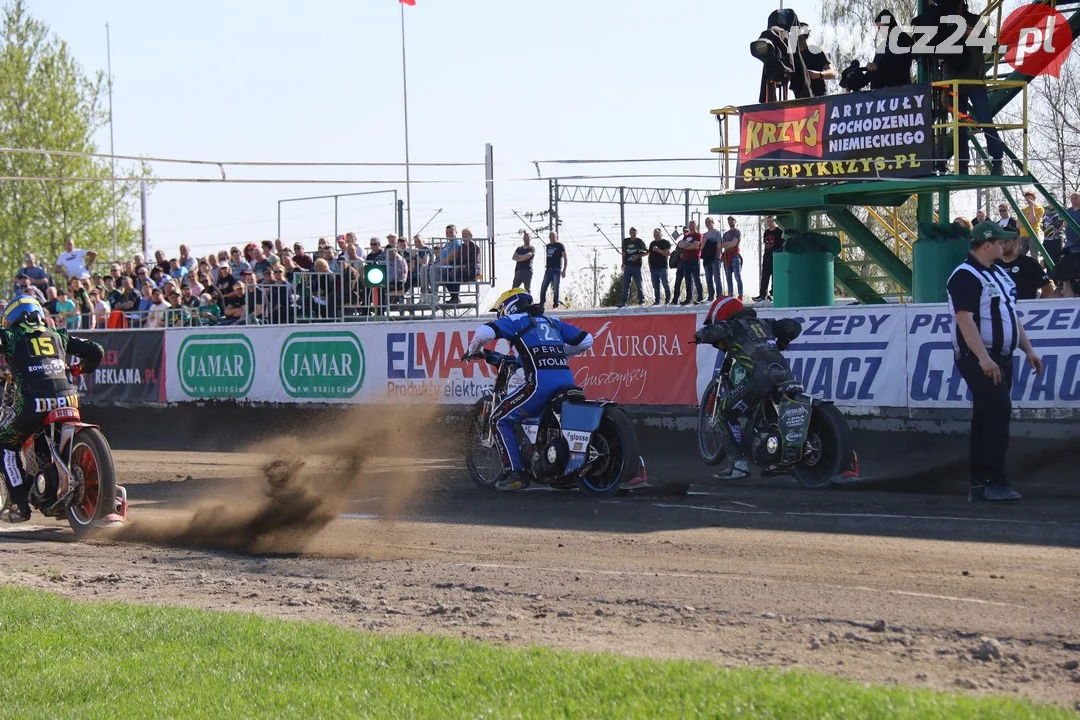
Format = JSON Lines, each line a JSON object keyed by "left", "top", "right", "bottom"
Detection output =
{"left": 0, "top": 369, "right": 127, "bottom": 537}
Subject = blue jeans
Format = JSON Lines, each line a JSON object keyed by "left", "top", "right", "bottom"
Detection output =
{"left": 491, "top": 372, "right": 577, "bottom": 471}
{"left": 958, "top": 85, "right": 1003, "bottom": 173}
{"left": 725, "top": 255, "right": 744, "bottom": 298}
{"left": 540, "top": 268, "right": 561, "bottom": 307}
{"left": 620, "top": 265, "right": 645, "bottom": 305}
{"left": 679, "top": 258, "right": 703, "bottom": 302}
{"left": 703, "top": 260, "right": 724, "bottom": 299}
{"left": 650, "top": 267, "right": 670, "bottom": 304}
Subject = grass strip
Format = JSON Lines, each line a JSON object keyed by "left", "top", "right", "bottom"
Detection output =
{"left": 0, "top": 585, "right": 1068, "bottom": 719}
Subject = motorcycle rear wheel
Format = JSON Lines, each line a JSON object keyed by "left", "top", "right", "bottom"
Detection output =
{"left": 464, "top": 398, "right": 502, "bottom": 489}
{"left": 576, "top": 407, "right": 639, "bottom": 498}
{"left": 66, "top": 427, "right": 118, "bottom": 538}
{"left": 791, "top": 403, "right": 850, "bottom": 490}
{"left": 697, "top": 379, "right": 728, "bottom": 466}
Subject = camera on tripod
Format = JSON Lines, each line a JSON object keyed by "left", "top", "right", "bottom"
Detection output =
{"left": 750, "top": 8, "right": 808, "bottom": 102}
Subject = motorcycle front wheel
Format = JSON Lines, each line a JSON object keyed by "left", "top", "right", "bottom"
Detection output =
{"left": 577, "top": 406, "right": 639, "bottom": 498}
{"left": 66, "top": 427, "right": 118, "bottom": 538}
{"left": 464, "top": 398, "right": 502, "bottom": 489}
{"left": 791, "top": 402, "right": 850, "bottom": 490}
{"left": 697, "top": 379, "right": 728, "bottom": 466}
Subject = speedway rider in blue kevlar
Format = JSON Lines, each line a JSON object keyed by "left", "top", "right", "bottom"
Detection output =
{"left": 0, "top": 297, "right": 103, "bottom": 523}
{"left": 467, "top": 289, "right": 594, "bottom": 491}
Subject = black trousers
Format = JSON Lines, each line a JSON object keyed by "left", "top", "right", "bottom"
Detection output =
{"left": 760, "top": 251, "right": 774, "bottom": 297}
{"left": 955, "top": 352, "right": 1013, "bottom": 488}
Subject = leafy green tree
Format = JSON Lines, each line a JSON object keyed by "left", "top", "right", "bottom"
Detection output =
{"left": 0, "top": 0, "right": 146, "bottom": 291}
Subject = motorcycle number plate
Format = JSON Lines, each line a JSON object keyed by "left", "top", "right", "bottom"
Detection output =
{"left": 521, "top": 424, "right": 540, "bottom": 444}
{"left": 562, "top": 429, "right": 591, "bottom": 453}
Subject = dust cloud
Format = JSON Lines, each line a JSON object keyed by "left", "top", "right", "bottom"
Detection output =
{"left": 115, "top": 403, "right": 451, "bottom": 555}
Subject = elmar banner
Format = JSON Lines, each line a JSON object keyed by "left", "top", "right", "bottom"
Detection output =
{"left": 735, "top": 84, "right": 934, "bottom": 189}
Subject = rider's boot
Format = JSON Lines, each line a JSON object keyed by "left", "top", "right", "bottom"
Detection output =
{"left": 494, "top": 469, "right": 531, "bottom": 492}
{"left": 713, "top": 418, "right": 750, "bottom": 480}
{"left": 1, "top": 449, "right": 31, "bottom": 523}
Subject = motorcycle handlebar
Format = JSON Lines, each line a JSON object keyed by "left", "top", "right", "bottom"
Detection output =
{"left": 461, "top": 349, "right": 512, "bottom": 366}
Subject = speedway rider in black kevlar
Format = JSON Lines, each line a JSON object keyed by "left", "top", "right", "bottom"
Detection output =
{"left": 467, "top": 289, "right": 593, "bottom": 492}
{"left": 694, "top": 296, "right": 802, "bottom": 480}
{"left": 1, "top": 297, "right": 103, "bottom": 523}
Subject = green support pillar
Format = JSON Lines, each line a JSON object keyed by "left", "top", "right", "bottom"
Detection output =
{"left": 911, "top": 192, "right": 965, "bottom": 303}
{"left": 774, "top": 251, "right": 835, "bottom": 308}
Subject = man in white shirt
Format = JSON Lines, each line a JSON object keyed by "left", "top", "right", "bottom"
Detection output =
{"left": 145, "top": 288, "right": 171, "bottom": 329}
{"left": 55, "top": 236, "right": 97, "bottom": 281}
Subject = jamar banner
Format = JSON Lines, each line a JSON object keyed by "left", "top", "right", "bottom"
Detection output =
{"left": 735, "top": 84, "right": 934, "bottom": 189}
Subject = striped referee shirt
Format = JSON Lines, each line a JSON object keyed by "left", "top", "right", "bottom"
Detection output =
{"left": 946, "top": 256, "right": 1019, "bottom": 356}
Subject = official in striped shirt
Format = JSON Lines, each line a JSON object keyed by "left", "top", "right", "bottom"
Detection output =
{"left": 946, "top": 221, "right": 1043, "bottom": 502}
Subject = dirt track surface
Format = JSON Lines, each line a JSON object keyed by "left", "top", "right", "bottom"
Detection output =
{"left": 1, "top": 449, "right": 1079, "bottom": 708}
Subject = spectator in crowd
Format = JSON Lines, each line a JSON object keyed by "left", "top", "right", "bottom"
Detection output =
{"left": 215, "top": 265, "right": 236, "bottom": 297}
{"left": 145, "top": 288, "right": 170, "bottom": 329}
{"left": 55, "top": 235, "right": 96, "bottom": 281}
{"left": 100, "top": 274, "right": 116, "bottom": 299}
{"left": 167, "top": 257, "right": 188, "bottom": 283}
{"left": 947, "top": 220, "right": 1041, "bottom": 501}
{"left": 261, "top": 240, "right": 279, "bottom": 265}
{"left": 262, "top": 266, "right": 293, "bottom": 324}
{"left": 1017, "top": 190, "right": 1044, "bottom": 254}
{"left": 41, "top": 286, "right": 59, "bottom": 317}
{"left": 721, "top": 216, "right": 745, "bottom": 300}
{"left": 242, "top": 271, "right": 263, "bottom": 324}
{"left": 434, "top": 225, "right": 460, "bottom": 303}
{"left": 55, "top": 288, "right": 78, "bottom": 330}
{"left": 149, "top": 266, "right": 167, "bottom": 288}
{"left": 386, "top": 246, "right": 409, "bottom": 299}
{"left": 197, "top": 293, "right": 222, "bottom": 326}
{"left": 1065, "top": 192, "right": 1080, "bottom": 252}
{"left": 68, "top": 277, "right": 92, "bottom": 330}
{"left": 15, "top": 276, "right": 46, "bottom": 303}
{"left": 997, "top": 203, "right": 1018, "bottom": 233}
{"left": 674, "top": 222, "right": 703, "bottom": 306}
{"left": 512, "top": 231, "right": 535, "bottom": 293}
{"left": 178, "top": 283, "right": 201, "bottom": 320}
{"left": 151, "top": 249, "right": 170, "bottom": 275}
{"left": 755, "top": 216, "right": 784, "bottom": 302}
{"left": 457, "top": 228, "right": 481, "bottom": 281}
{"left": 107, "top": 276, "right": 139, "bottom": 321}
{"left": 794, "top": 23, "right": 836, "bottom": 98}
{"left": 177, "top": 244, "right": 196, "bottom": 273}
{"left": 292, "top": 244, "right": 311, "bottom": 270}
{"left": 107, "top": 262, "right": 123, "bottom": 285}
{"left": 970, "top": 208, "right": 988, "bottom": 226}
{"left": 132, "top": 252, "right": 145, "bottom": 268}
{"left": 184, "top": 269, "right": 204, "bottom": 297}
{"left": 219, "top": 283, "right": 247, "bottom": 326}
{"left": 90, "top": 289, "right": 110, "bottom": 328}
{"left": 307, "top": 258, "right": 338, "bottom": 319}
{"left": 409, "top": 235, "right": 432, "bottom": 294}
{"left": 243, "top": 243, "right": 258, "bottom": 264}
{"left": 998, "top": 229, "right": 1054, "bottom": 299}
{"left": 619, "top": 227, "right": 648, "bottom": 307}
{"left": 250, "top": 246, "right": 273, "bottom": 276}
{"left": 229, "top": 246, "right": 252, "bottom": 275}
{"left": 539, "top": 231, "right": 567, "bottom": 309}
{"left": 701, "top": 217, "right": 723, "bottom": 302}
{"left": 134, "top": 264, "right": 152, "bottom": 287}
{"left": 954, "top": 216, "right": 973, "bottom": 232}
{"left": 647, "top": 228, "right": 671, "bottom": 305}
{"left": 15, "top": 253, "right": 51, "bottom": 296}
{"left": 134, "top": 281, "right": 155, "bottom": 325}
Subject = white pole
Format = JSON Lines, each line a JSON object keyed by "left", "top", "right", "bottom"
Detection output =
{"left": 400, "top": 3, "right": 413, "bottom": 244}
{"left": 106, "top": 22, "right": 117, "bottom": 260}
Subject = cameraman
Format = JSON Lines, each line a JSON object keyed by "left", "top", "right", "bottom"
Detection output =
{"left": 866, "top": 9, "right": 913, "bottom": 88}
{"left": 793, "top": 23, "right": 835, "bottom": 98}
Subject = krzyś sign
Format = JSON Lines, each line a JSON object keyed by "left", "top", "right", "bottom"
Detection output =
{"left": 735, "top": 84, "right": 934, "bottom": 189}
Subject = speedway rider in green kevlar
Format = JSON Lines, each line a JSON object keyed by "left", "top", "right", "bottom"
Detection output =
{"left": 0, "top": 297, "right": 103, "bottom": 523}
{"left": 694, "top": 296, "right": 803, "bottom": 479}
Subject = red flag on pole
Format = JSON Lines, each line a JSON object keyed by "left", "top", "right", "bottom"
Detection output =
{"left": 400, "top": 0, "right": 415, "bottom": 5}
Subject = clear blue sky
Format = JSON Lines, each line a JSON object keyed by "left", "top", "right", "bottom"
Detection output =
{"left": 29, "top": 0, "right": 832, "bottom": 299}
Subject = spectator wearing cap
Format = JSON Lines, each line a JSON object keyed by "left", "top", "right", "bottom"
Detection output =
{"left": 219, "top": 282, "right": 247, "bottom": 326}
{"left": 947, "top": 220, "right": 1043, "bottom": 502}
{"left": 15, "top": 253, "right": 51, "bottom": 295}
{"left": 997, "top": 225, "right": 1054, "bottom": 299}
{"left": 1017, "top": 190, "right": 1045, "bottom": 253}
{"left": 215, "top": 264, "right": 236, "bottom": 297}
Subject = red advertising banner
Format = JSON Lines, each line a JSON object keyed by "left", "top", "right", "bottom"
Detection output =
{"left": 566, "top": 314, "right": 698, "bottom": 406}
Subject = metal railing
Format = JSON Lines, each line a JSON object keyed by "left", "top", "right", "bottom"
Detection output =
{"left": 931, "top": 78, "right": 1029, "bottom": 175}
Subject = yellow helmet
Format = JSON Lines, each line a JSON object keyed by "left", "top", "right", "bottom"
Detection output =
{"left": 489, "top": 288, "right": 533, "bottom": 318}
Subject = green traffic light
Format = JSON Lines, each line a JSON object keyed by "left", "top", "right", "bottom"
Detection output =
{"left": 365, "top": 264, "right": 386, "bottom": 285}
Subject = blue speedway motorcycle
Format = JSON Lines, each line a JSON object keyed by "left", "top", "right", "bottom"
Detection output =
{"left": 463, "top": 349, "right": 640, "bottom": 497}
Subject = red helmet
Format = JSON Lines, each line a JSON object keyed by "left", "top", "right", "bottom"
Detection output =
{"left": 703, "top": 296, "right": 744, "bottom": 325}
